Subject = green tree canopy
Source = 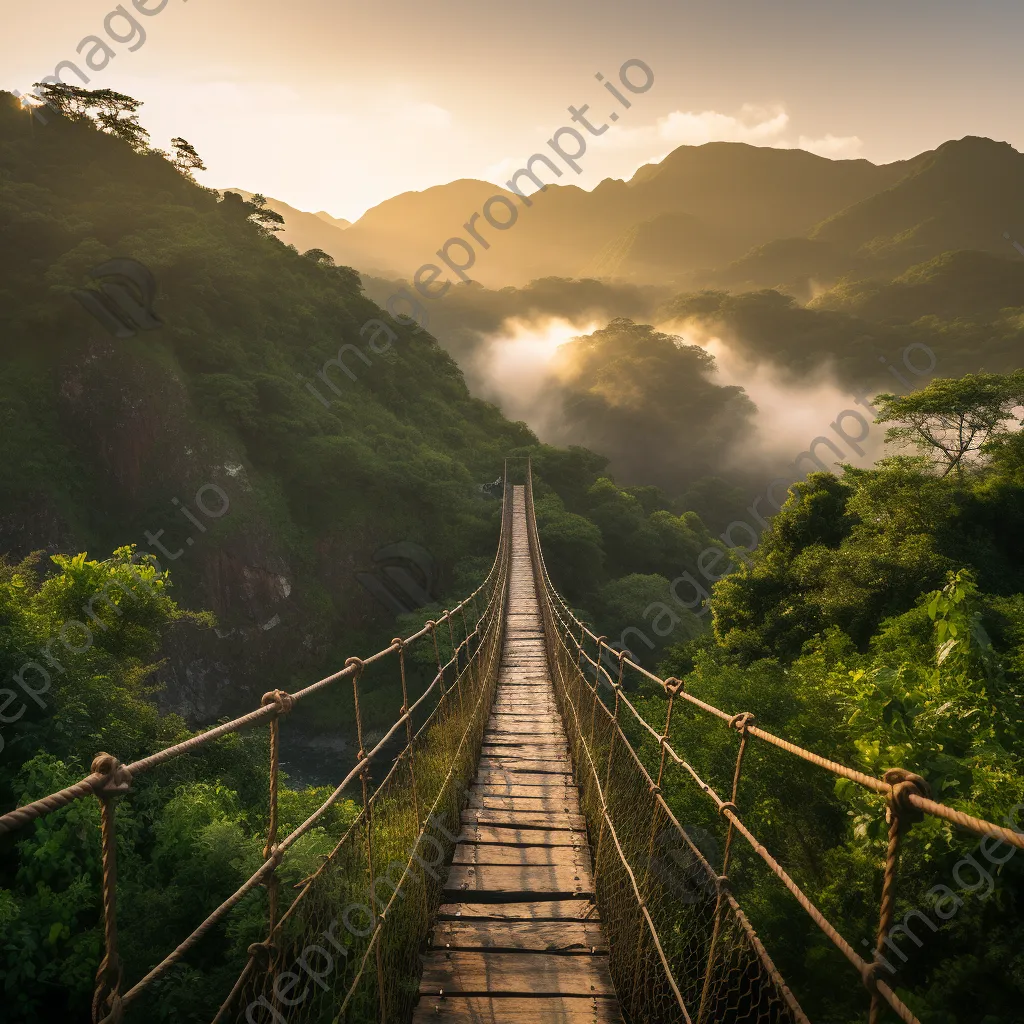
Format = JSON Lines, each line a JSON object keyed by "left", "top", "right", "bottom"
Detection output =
{"left": 876, "top": 371, "right": 1024, "bottom": 477}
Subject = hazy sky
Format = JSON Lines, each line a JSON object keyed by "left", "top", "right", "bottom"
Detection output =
{"left": 6, "top": 0, "right": 1023, "bottom": 221}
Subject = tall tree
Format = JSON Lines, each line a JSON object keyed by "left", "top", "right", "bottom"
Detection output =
{"left": 876, "top": 371, "right": 1024, "bottom": 477}
{"left": 170, "top": 137, "right": 206, "bottom": 179}
{"left": 247, "top": 193, "right": 285, "bottom": 233}
{"left": 31, "top": 81, "right": 93, "bottom": 119}
{"left": 31, "top": 83, "right": 149, "bottom": 150}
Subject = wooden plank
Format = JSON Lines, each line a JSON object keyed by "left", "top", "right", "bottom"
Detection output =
{"left": 476, "top": 771, "right": 573, "bottom": 786}
{"left": 431, "top": 919, "right": 608, "bottom": 953}
{"left": 419, "top": 951, "right": 615, "bottom": 996}
{"left": 475, "top": 783, "right": 576, "bottom": 796}
{"left": 467, "top": 794, "right": 580, "bottom": 813}
{"left": 461, "top": 808, "right": 586, "bottom": 831}
{"left": 457, "top": 825, "right": 583, "bottom": 846}
{"left": 479, "top": 750, "right": 569, "bottom": 761}
{"left": 490, "top": 709, "right": 558, "bottom": 717}
{"left": 437, "top": 899, "right": 598, "bottom": 920}
{"left": 490, "top": 709, "right": 555, "bottom": 714}
{"left": 485, "top": 729, "right": 565, "bottom": 737}
{"left": 478, "top": 758, "right": 572, "bottom": 774}
{"left": 453, "top": 844, "right": 588, "bottom": 867}
{"left": 482, "top": 740, "right": 569, "bottom": 751}
{"left": 445, "top": 863, "right": 592, "bottom": 896}
{"left": 415, "top": 995, "right": 623, "bottom": 1023}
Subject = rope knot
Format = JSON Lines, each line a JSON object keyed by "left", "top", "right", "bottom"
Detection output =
{"left": 247, "top": 939, "right": 276, "bottom": 965}
{"left": 715, "top": 874, "right": 730, "bottom": 895}
{"left": 261, "top": 689, "right": 294, "bottom": 716}
{"left": 883, "top": 768, "right": 932, "bottom": 827}
{"left": 664, "top": 676, "right": 685, "bottom": 696}
{"left": 92, "top": 985, "right": 124, "bottom": 1024}
{"left": 345, "top": 656, "right": 365, "bottom": 674}
{"left": 90, "top": 753, "right": 132, "bottom": 799}
{"left": 728, "top": 712, "right": 756, "bottom": 733}
{"left": 860, "top": 958, "right": 885, "bottom": 994}
{"left": 390, "top": 637, "right": 405, "bottom": 650}
{"left": 649, "top": 783, "right": 662, "bottom": 796}
{"left": 718, "top": 800, "right": 738, "bottom": 819}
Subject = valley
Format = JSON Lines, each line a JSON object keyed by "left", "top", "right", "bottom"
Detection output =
{"left": 1, "top": 46, "right": 1023, "bottom": 1022}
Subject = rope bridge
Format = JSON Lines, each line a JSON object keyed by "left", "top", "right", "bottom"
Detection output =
{"left": 1, "top": 460, "right": 1021, "bottom": 1023}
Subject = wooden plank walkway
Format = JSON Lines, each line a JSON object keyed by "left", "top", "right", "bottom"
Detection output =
{"left": 413, "top": 486, "right": 623, "bottom": 1023}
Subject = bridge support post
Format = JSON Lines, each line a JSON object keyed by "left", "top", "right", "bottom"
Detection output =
{"left": 696, "top": 711, "right": 755, "bottom": 1024}
{"left": 347, "top": 656, "right": 389, "bottom": 1024}
{"left": 592, "top": 659, "right": 624, "bottom": 880}
{"left": 90, "top": 753, "right": 132, "bottom": 1024}
{"left": 867, "top": 769, "right": 932, "bottom": 1024}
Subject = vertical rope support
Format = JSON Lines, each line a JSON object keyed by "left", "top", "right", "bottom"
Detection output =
{"left": 445, "top": 610, "right": 466, "bottom": 717}
{"left": 393, "top": 636, "right": 428, "bottom": 928}
{"left": 427, "top": 621, "right": 445, "bottom": 698}
{"left": 593, "top": 677, "right": 622, "bottom": 876}
{"left": 628, "top": 677, "right": 681, "bottom": 1019}
{"left": 215, "top": 693, "right": 291, "bottom": 1024}
{"left": 867, "top": 770, "right": 932, "bottom": 1024}
{"left": 392, "top": 639, "right": 421, "bottom": 831}
{"left": 656, "top": 678, "right": 681, "bottom": 791}
{"left": 259, "top": 690, "right": 292, "bottom": 978}
{"left": 697, "top": 711, "right": 755, "bottom": 1024}
{"left": 459, "top": 605, "right": 476, "bottom": 694}
{"left": 347, "top": 656, "right": 386, "bottom": 1024}
{"left": 90, "top": 753, "right": 132, "bottom": 1024}
{"left": 588, "top": 636, "right": 607, "bottom": 747}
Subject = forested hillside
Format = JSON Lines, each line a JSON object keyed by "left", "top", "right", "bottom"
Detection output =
{"left": 646, "top": 401, "right": 1024, "bottom": 1022}
{"left": 0, "top": 87, "right": 722, "bottom": 754}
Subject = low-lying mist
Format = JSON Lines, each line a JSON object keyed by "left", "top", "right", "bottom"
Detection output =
{"left": 360, "top": 274, "right": 898, "bottom": 505}
{"left": 657, "top": 315, "right": 889, "bottom": 478}
{"left": 470, "top": 316, "right": 602, "bottom": 435}
{"left": 464, "top": 311, "right": 887, "bottom": 496}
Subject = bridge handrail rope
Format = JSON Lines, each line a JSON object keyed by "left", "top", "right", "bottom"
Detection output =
{"left": 518, "top": 458, "right": 1023, "bottom": 1024}
{"left": 6, "top": 455, "right": 1023, "bottom": 1023}
{"left": 0, "top": 465, "right": 517, "bottom": 1023}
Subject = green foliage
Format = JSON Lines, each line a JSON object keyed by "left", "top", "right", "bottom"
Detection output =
{"left": 0, "top": 546, "right": 209, "bottom": 778}
{"left": 876, "top": 371, "right": 1024, "bottom": 477}
{"left": 654, "top": 445, "right": 1024, "bottom": 1021}
{"left": 0, "top": 550, "right": 360, "bottom": 1022}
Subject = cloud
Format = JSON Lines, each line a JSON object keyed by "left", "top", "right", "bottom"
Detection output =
{"left": 615, "top": 104, "right": 792, "bottom": 150}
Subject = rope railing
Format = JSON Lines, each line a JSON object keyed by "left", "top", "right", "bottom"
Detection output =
{"left": 7, "top": 454, "right": 1022, "bottom": 1023}
{"left": 0, "top": 467, "right": 516, "bottom": 1024}
{"left": 519, "top": 461, "right": 1024, "bottom": 1024}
